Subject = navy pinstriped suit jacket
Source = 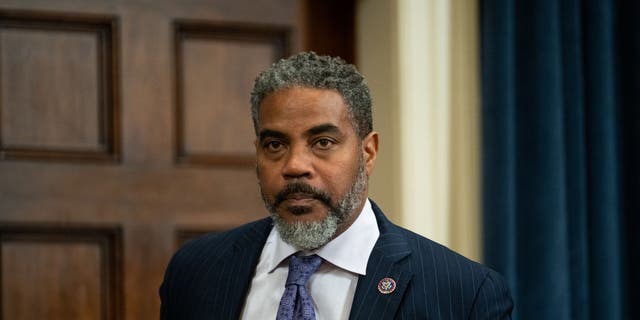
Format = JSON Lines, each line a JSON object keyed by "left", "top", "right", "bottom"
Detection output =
{"left": 160, "top": 201, "right": 513, "bottom": 319}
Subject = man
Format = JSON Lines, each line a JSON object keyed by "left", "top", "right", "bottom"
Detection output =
{"left": 160, "top": 52, "right": 513, "bottom": 319}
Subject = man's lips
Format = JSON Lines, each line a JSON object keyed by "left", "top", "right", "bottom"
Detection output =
{"left": 286, "top": 193, "right": 314, "bottom": 200}
{"left": 272, "top": 182, "right": 333, "bottom": 209}
{"left": 281, "top": 193, "right": 317, "bottom": 205}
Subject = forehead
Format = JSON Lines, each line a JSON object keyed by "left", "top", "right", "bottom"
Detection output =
{"left": 257, "top": 87, "right": 354, "bottom": 134}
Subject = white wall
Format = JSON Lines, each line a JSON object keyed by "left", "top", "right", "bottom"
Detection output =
{"left": 357, "top": 0, "right": 482, "bottom": 261}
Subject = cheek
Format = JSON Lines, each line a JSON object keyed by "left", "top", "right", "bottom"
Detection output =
{"left": 257, "top": 163, "right": 281, "bottom": 193}
{"left": 321, "top": 163, "right": 356, "bottom": 194}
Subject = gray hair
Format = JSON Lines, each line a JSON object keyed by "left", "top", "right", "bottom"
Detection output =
{"left": 250, "top": 52, "right": 373, "bottom": 138}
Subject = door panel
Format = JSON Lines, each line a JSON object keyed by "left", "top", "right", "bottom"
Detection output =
{"left": 0, "top": 11, "right": 117, "bottom": 162}
{"left": 0, "top": 1, "right": 300, "bottom": 319}
{"left": 1, "top": 226, "right": 120, "bottom": 320}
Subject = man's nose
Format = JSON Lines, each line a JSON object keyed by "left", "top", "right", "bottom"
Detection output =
{"left": 282, "top": 146, "right": 312, "bottom": 180}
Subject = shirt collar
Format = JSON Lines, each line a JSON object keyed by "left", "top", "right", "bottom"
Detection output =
{"left": 265, "top": 199, "right": 379, "bottom": 276}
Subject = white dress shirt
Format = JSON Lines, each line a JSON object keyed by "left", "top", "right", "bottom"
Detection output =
{"left": 240, "top": 199, "right": 380, "bottom": 320}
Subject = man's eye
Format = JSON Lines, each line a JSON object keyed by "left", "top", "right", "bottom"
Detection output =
{"left": 264, "top": 141, "right": 284, "bottom": 152}
{"left": 314, "top": 138, "right": 334, "bottom": 149}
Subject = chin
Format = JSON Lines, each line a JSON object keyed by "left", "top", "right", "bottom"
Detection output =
{"left": 272, "top": 207, "right": 340, "bottom": 250}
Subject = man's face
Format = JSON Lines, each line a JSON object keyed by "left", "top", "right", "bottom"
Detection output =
{"left": 255, "top": 86, "right": 378, "bottom": 249}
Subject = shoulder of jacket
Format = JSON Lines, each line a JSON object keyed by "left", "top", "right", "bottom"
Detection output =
{"left": 168, "top": 217, "right": 272, "bottom": 269}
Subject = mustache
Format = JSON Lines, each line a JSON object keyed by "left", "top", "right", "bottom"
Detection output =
{"left": 273, "top": 182, "right": 332, "bottom": 208}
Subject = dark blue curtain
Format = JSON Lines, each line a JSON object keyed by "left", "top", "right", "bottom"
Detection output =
{"left": 481, "top": 0, "right": 639, "bottom": 319}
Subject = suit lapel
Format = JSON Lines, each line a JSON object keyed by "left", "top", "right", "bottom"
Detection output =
{"left": 218, "top": 218, "right": 273, "bottom": 319}
{"left": 349, "top": 202, "right": 413, "bottom": 320}
{"left": 213, "top": 203, "right": 413, "bottom": 319}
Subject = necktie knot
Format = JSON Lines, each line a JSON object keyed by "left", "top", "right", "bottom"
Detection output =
{"left": 285, "top": 255, "right": 323, "bottom": 286}
{"left": 277, "top": 254, "right": 323, "bottom": 320}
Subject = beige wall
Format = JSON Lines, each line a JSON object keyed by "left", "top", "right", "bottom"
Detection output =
{"left": 357, "top": 0, "right": 482, "bottom": 261}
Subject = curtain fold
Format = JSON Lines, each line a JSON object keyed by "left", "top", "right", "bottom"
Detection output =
{"left": 481, "top": 0, "right": 639, "bottom": 319}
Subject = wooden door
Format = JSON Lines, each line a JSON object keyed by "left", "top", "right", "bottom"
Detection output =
{"left": 0, "top": 1, "right": 302, "bottom": 319}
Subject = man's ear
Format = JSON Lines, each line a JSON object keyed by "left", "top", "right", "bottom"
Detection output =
{"left": 362, "top": 131, "right": 379, "bottom": 176}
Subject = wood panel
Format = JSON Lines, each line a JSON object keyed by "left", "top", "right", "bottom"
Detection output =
{"left": 174, "top": 22, "right": 289, "bottom": 166}
{"left": 0, "top": 10, "right": 119, "bottom": 162}
{"left": 300, "top": 0, "right": 355, "bottom": 64}
{"left": 0, "top": 225, "right": 122, "bottom": 320}
{"left": 0, "top": 0, "right": 354, "bottom": 319}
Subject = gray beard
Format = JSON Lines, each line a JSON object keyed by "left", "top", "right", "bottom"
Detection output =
{"left": 261, "top": 160, "right": 367, "bottom": 250}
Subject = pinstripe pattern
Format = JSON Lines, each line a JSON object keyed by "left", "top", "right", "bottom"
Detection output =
{"left": 159, "top": 201, "right": 513, "bottom": 319}
{"left": 160, "top": 219, "right": 272, "bottom": 319}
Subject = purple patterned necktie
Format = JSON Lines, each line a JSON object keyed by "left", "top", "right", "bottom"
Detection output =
{"left": 276, "top": 254, "right": 323, "bottom": 320}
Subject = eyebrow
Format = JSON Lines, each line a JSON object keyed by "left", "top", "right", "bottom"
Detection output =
{"left": 306, "top": 123, "right": 342, "bottom": 136}
{"left": 258, "top": 129, "right": 287, "bottom": 142}
{"left": 258, "top": 123, "right": 342, "bottom": 142}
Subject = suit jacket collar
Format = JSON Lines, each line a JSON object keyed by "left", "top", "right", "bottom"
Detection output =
{"left": 223, "top": 217, "right": 273, "bottom": 319}
{"left": 349, "top": 201, "right": 414, "bottom": 320}
{"left": 218, "top": 201, "right": 413, "bottom": 319}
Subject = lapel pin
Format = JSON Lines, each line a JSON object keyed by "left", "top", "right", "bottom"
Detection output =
{"left": 377, "top": 277, "right": 397, "bottom": 294}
